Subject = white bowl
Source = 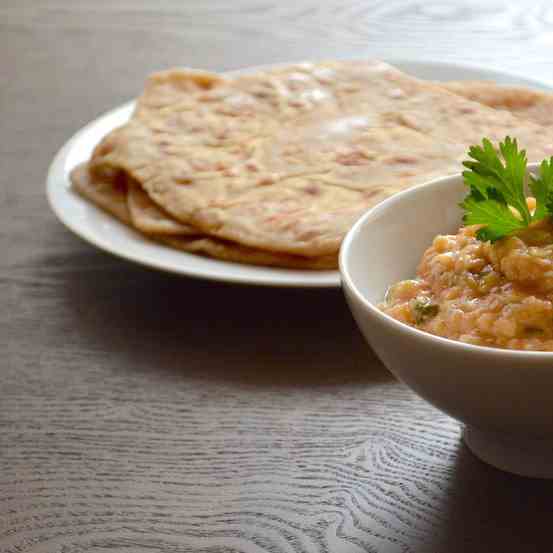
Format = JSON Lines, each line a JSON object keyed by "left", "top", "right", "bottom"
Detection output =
{"left": 339, "top": 163, "right": 553, "bottom": 478}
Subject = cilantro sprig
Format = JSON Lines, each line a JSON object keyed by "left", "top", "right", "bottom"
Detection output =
{"left": 460, "top": 137, "right": 553, "bottom": 242}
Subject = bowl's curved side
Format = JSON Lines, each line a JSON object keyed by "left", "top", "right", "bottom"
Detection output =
{"left": 343, "top": 282, "right": 553, "bottom": 436}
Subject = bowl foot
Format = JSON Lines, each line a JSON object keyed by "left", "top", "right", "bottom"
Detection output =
{"left": 463, "top": 426, "right": 553, "bottom": 478}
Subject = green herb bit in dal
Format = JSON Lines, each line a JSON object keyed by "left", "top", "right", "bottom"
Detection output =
{"left": 460, "top": 137, "right": 553, "bottom": 242}
{"left": 410, "top": 296, "right": 439, "bottom": 324}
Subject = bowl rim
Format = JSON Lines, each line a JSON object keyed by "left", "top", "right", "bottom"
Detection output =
{"left": 339, "top": 161, "right": 553, "bottom": 359}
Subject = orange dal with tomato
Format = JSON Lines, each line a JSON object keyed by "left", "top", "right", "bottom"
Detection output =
{"left": 380, "top": 219, "right": 553, "bottom": 350}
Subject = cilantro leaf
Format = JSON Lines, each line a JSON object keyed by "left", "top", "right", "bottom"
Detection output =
{"left": 457, "top": 137, "right": 553, "bottom": 242}
{"left": 529, "top": 157, "right": 553, "bottom": 221}
{"left": 462, "top": 137, "right": 531, "bottom": 226}
{"left": 460, "top": 188, "right": 525, "bottom": 242}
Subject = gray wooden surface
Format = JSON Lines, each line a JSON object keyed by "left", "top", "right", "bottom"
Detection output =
{"left": 3, "top": 1, "right": 553, "bottom": 552}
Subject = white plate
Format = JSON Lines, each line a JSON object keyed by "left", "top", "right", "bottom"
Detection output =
{"left": 46, "top": 60, "right": 553, "bottom": 287}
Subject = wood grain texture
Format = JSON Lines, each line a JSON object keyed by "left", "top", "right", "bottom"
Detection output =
{"left": 3, "top": 1, "right": 553, "bottom": 552}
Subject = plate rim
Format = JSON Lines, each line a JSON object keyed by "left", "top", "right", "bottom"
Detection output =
{"left": 46, "top": 59, "right": 553, "bottom": 288}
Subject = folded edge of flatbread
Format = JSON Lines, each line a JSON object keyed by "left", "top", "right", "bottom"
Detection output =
{"left": 70, "top": 163, "right": 338, "bottom": 269}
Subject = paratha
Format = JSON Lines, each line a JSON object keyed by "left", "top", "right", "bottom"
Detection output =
{"left": 71, "top": 163, "right": 131, "bottom": 225}
{"left": 158, "top": 235, "right": 337, "bottom": 269}
{"left": 441, "top": 81, "right": 553, "bottom": 127}
{"left": 127, "top": 183, "right": 196, "bottom": 235}
{"left": 74, "top": 60, "right": 553, "bottom": 267}
{"left": 71, "top": 163, "right": 337, "bottom": 269}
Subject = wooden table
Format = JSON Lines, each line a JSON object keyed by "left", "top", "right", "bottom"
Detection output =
{"left": 3, "top": 2, "right": 553, "bottom": 551}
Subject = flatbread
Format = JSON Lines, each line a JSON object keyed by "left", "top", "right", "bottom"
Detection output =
{"left": 71, "top": 163, "right": 336, "bottom": 269}
{"left": 87, "top": 61, "right": 553, "bottom": 259}
{"left": 74, "top": 162, "right": 196, "bottom": 235}
{"left": 441, "top": 81, "right": 553, "bottom": 127}
{"left": 127, "top": 183, "right": 196, "bottom": 235}
{"left": 71, "top": 163, "right": 131, "bottom": 224}
{"left": 158, "top": 236, "right": 337, "bottom": 269}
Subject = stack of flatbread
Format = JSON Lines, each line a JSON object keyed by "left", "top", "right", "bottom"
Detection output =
{"left": 71, "top": 60, "right": 553, "bottom": 269}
